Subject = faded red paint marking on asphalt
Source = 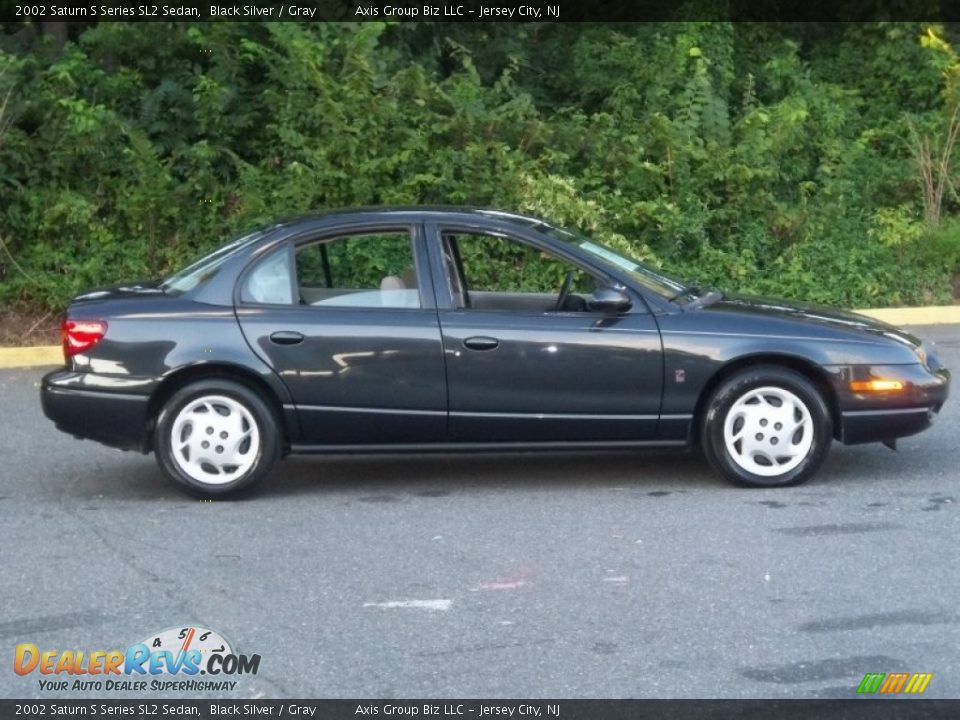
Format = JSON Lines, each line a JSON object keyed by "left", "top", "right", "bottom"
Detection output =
{"left": 471, "top": 566, "right": 536, "bottom": 592}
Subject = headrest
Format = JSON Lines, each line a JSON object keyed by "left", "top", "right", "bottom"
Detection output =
{"left": 380, "top": 275, "right": 405, "bottom": 291}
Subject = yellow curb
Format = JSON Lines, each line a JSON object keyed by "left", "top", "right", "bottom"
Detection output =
{"left": 0, "top": 345, "right": 62, "bottom": 369}
{"left": 855, "top": 306, "right": 960, "bottom": 326}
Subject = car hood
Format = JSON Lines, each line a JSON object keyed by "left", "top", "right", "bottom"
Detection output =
{"left": 700, "top": 293, "right": 922, "bottom": 349}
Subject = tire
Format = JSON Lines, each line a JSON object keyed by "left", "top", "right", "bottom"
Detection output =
{"left": 701, "top": 365, "right": 832, "bottom": 488}
{"left": 154, "top": 379, "right": 280, "bottom": 497}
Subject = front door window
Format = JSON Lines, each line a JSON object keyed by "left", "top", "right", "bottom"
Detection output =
{"left": 443, "top": 231, "right": 597, "bottom": 313}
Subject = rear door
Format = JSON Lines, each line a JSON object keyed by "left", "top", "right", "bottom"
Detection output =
{"left": 426, "top": 222, "right": 664, "bottom": 443}
{"left": 235, "top": 222, "right": 447, "bottom": 446}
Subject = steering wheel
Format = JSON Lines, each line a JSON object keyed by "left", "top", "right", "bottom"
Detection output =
{"left": 554, "top": 270, "right": 574, "bottom": 311}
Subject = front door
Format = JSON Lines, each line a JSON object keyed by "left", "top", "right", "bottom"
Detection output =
{"left": 429, "top": 226, "right": 664, "bottom": 443}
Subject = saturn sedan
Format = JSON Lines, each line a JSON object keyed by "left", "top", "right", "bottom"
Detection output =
{"left": 40, "top": 207, "right": 950, "bottom": 496}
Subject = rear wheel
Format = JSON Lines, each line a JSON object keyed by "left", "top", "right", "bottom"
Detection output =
{"left": 701, "top": 366, "right": 832, "bottom": 488}
{"left": 154, "top": 379, "right": 280, "bottom": 496}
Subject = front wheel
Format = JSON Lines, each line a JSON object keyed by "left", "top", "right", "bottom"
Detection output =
{"left": 154, "top": 379, "right": 280, "bottom": 497}
{"left": 701, "top": 366, "right": 833, "bottom": 488}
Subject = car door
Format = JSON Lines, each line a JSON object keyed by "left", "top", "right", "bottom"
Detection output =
{"left": 235, "top": 222, "right": 447, "bottom": 446}
{"left": 426, "top": 222, "right": 664, "bottom": 443}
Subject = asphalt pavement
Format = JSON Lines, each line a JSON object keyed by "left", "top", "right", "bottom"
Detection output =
{"left": 1, "top": 325, "right": 958, "bottom": 700}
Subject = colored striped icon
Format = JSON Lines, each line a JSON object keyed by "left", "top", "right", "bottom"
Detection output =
{"left": 857, "top": 672, "right": 933, "bottom": 694}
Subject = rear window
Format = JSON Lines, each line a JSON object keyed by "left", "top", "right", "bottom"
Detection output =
{"left": 160, "top": 231, "right": 264, "bottom": 295}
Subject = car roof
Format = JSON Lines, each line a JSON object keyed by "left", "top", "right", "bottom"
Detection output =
{"left": 264, "top": 206, "right": 549, "bottom": 231}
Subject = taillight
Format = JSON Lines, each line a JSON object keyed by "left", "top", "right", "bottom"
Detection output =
{"left": 61, "top": 319, "right": 108, "bottom": 358}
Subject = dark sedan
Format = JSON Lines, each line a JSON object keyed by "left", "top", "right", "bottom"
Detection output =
{"left": 41, "top": 207, "right": 950, "bottom": 495}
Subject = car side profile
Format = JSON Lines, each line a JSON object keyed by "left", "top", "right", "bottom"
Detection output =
{"left": 41, "top": 207, "right": 950, "bottom": 496}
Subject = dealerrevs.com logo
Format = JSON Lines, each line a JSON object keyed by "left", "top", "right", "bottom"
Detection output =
{"left": 14, "top": 626, "right": 261, "bottom": 692}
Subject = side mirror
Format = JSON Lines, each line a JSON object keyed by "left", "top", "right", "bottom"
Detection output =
{"left": 588, "top": 286, "right": 632, "bottom": 313}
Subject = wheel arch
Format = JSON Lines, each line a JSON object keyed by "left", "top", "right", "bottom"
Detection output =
{"left": 691, "top": 354, "right": 841, "bottom": 445}
{"left": 144, "top": 363, "right": 293, "bottom": 452}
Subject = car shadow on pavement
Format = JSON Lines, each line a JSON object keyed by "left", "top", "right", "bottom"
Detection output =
{"left": 52, "top": 442, "right": 929, "bottom": 501}
{"left": 267, "top": 449, "right": 728, "bottom": 498}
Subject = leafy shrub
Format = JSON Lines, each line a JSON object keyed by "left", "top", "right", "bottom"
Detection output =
{"left": 0, "top": 22, "right": 957, "bottom": 312}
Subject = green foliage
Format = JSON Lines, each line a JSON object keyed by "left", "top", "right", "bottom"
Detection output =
{"left": 456, "top": 232, "right": 589, "bottom": 295}
{"left": 322, "top": 233, "right": 415, "bottom": 289}
{"left": 0, "top": 22, "right": 957, "bottom": 311}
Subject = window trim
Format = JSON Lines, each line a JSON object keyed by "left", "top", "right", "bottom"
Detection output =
{"left": 235, "top": 223, "right": 436, "bottom": 313}
{"left": 433, "top": 224, "right": 622, "bottom": 315}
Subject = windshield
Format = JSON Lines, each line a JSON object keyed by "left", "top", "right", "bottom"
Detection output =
{"left": 160, "top": 231, "right": 264, "bottom": 295}
{"left": 535, "top": 223, "right": 688, "bottom": 300}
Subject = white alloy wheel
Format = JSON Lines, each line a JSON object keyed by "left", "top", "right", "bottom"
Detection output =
{"left": 169, "top": 395, "right": 261, "bottom": 485}
{"left": 722, "top": 386, "right": 814, "bottom": 477}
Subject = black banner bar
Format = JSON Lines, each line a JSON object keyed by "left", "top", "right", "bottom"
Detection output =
{"left": 3, "top": 700, "right": 960, "bottom": 720}
{"left": 1, "top": 0, "right": 958, "bottom": 23}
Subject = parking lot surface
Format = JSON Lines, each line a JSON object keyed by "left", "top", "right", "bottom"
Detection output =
{"left": 2, "top": 325, "right": 958, "bottom": 699}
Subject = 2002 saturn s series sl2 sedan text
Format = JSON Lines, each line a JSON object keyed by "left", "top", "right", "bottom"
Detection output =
{"left": 41, "top": 208, "right": 950, "bottom": 496}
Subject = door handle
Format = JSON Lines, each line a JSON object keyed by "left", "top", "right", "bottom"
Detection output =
{"left": 270, "top": 331, "right": 305, "bottom": 346}
{"left": 463, "top": 336, "right": 499, "bottom": 351}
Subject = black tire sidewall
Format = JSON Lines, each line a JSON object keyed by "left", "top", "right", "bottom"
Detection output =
{"left": 154, "top": 379, "right": 279, "bottom": 497}
{"left": 702, "top": 366, "right": 832, "bottom": 488}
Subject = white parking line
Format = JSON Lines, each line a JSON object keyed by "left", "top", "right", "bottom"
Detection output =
{"left": 470, "top": 579, "right": 527, "bottom": 591}
{"left": 363, "top": 599, "right": 452, "bottom": 611}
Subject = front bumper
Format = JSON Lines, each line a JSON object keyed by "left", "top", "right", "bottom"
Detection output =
{"left": 837, "top": 365, "right": 950, "bottom": 445}
{"left": 41, "top": 370, "right": 153, "bottom": 452}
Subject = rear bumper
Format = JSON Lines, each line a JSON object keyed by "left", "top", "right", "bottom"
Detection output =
{"left": 41, "top": 370, "right": 151, "bottom": 452}
{"left": 839, "top": 366, "right": 949, "bottom": 445}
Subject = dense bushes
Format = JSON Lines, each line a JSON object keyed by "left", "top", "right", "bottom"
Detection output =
{"left": 1, "top": 21, "right": 959, "bottom": 311}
